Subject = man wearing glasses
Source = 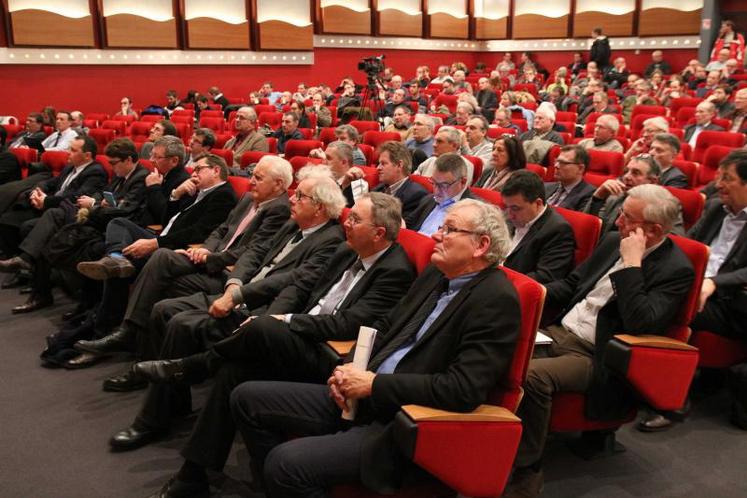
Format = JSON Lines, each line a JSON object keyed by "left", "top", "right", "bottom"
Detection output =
{"left": 224, "top": 107, "right": 268, "bottom": 169}
{"left": 75, "top": 155, "right": 293, "bottom": 374}
{"left": 103, "top": 193, "right": 414, "bottom": 490}
{"left": 508, "top": 184, "right": 695, "bottom": 497}
{"left": 545, "top": 144, "right": 596, "bottom": 211}
{"left": 413, "top": 127, "right": 475, "bottom": 185}
{"left": 585, "top": 154, "right": 683, "bottom": 236}
{"left": 139, "top": 120, "right": 178, "bottom": 161}
{"left": 407, "top": 153, "right": 476, "bottom": 236}
{"left": 184, "top": 128, "right": 215, "bottom": 168}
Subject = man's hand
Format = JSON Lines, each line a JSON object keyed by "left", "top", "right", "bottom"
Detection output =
{"left": 76, "top": 195, "right": 96, "bottom": 209}
{"left": 187, "top": 247, "right": 211, "bottom": 264}
{"left": 208, "top": 289, "right": 236, "bottom": 318}
{"left": 698, "top": 278, "right": 716, "bottom": 312}
{"left": 122, "top": 238, "right": 158, "bottom": 259}
{"left": 619, "top": 227, "right": 646, "bottom": 267}
{"left": 594, "top": 179, "right": 626, "bottom": 199}
{"left": 173, "top": 178, "right": 198, "bottom": 199}
{"left": 340, "top": 167, "right": 365, "bottom": 189}
{"left": 145, "top": 170, "right": 163, "bottom": 187}
{"left": 308, "top": 148, "right": 326, "bottom": 160}
{"left": 328, "top": 364, "right": 375, "bottom": 408}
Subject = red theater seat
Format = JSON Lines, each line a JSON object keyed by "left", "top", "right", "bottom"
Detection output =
{"left": 128, "top": 122, "right": 152, "bottom": 143}
{"left": 227, "top": 176, "right": 252, "bottom": 196}
{"left": 319, "top": 127, "right": 337, "bottom": 145}
{"left": 664, "top": 186, "right": 704, "bottom": 231}
{"left": 671, "top": 159, "right": 698, "bottom": 188}
{"left": 240, "top": 151, "right": 274, "bottom": 170}
{"left": 88, "top": 128, "right": 115, "bottom": 150}
{"left": 463, "top": 155, "right": 483, "bottom": 185}
{"left": 431, "top": 94, "right": 459, "bottom": 114}
{"left": 350, "top": 120, "right": 381, "bottom": 135}
{"left": 209, "top": 148, "right": 234, "bottom": 166}
{"left": 587, "top": 149, "right": 624, "bottom": 176}
{"left": 258, "top": 112, "right": 283, "bottom": 130}
{"left": 101, "top": 120, "right": 127, "bottom": 136}
{"left": 284, "top": 140, "right": 324, "bottom": 160}
{"left": 470, "top": 187, "right": 503, "bottom": 207}
{"left": 692, "top": 131, "right": 745, "bottom": 163}
{"left": 554, "top": 207, "right": 601, "bottom": 265}
{"left": 200, "top": 110, "right": 224, "bottom": 119}
{"left": 41, "top": 151, "right": 70, "bottom": 176}
{"left": 87, "top": 112, "right": 110, "bottom": 123}
{"left": 362, "top": 131, "right": 402, "bottom": 149}
{"left": 410, "top": 174, "right": 434, "bottom": 193}
{"left": 198, "top": 117, "right": 225, "bottom": 133}
{"left": 690, "top": 331, "right": 747, "bottom": 369}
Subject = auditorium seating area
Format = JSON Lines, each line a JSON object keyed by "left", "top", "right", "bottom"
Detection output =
{"left": 2, "top": 34, "right": 747, "bottom": 498}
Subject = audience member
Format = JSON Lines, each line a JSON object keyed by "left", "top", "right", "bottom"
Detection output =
{"left": 140, "top": 120, "right": 178, "bottom": 160}
{"left": 645, "top": 50, "right": 672, "bottom": 77}
{"left": 476, "top": 136, "right": 527, "bottom": 190}
{"left": 464, "top": 115, "right": 494, "bottom": 165}
{"left": 649, "top": 133, "right": 689, "bottom": 188}
{"left": 373, "top": 141, "right": 428, "bottom": 218}
{"left": 621, "top": 80, "right": 658, "bottom": 123}
{"left": 519, "top": 108, "right": 563, "bottom": 165}
{"left": 271, "top": 112, "right": 304, "bottom": 154}
{"left": 711, "top": 20, "right": 745, "bottom": 66}
{"left": 696, "top": 70, "right": 723, "bottom": 98}
{"left": 624, "top": 116, "right": 669, "bottom": 164}
{"left": 509, "top": 184, "right": 694, "bottom": 497}
{"left": 414, "top": 127, "right": 475, "bottom": 185}
{"left": 545, "top": 145, "right": 595, "bottom": 211}
{"left": 405, "top": 114, "right": 436, "bottom": 160}
{"left": 476, "top": 76, "right": 498, "bottom": 121}
{"left": 185, "top": 128, "right": 215, "bottom": 168}
{"left": 502, "top": 170, "right": 575, "bottom": 283}
{"left": 725, "top": 88, "right": 747, "bottom": 135}
{"left": 684, "top": 101, "right": 724, "bottom": 147}
{"left": 383, "top": 105, "right": 412, "bottom": 140}
{"left": 578, "top": 114, "right": 623, "bottom": 152}
{"left": 8, "top": 113, "right": 46, "bottom": 149}
{"left": 41, "top": 111, "right": 78, "bottom": 152}
{"left": 115, "top": 97, "right": 138, "bottom": 118}
{"left": 605, "top": 57, "right": 629, "bottom": 89}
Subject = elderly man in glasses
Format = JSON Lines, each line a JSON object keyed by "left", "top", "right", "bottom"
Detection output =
{"left": 585, "top": 154, "right": 684, "bottom": 236}
{"left": 406, "top": 153, "right": 477, "bottom": 236}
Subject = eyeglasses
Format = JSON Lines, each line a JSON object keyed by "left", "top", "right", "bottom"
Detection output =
{"left": 192, "top": 165, "right": 214, "bottom": 173}
{"left": 150, "top": 154, "right": 168, "bottom": 161}
{"left": 108, "top": 158, "right": 123, "bottom": 167}
{"left": 294, "top": 191, "right": 316, "bottom": 202}
{"left": 555, "top": 159, "right": 579, "bottom": 167}
{"left": 437, "top": 225, "right": 479, "bottom": 236}
{"left": 430, "top": 178, "right": 460, "bottom": 190}
{"left": 236, "top": 115, "right": 251, "bottom": 121}
{"left": 618, "top": 210, "right": 653, "bottom": 225}
{"left": 345, "top": 214, "right": 376, "bottom": 227}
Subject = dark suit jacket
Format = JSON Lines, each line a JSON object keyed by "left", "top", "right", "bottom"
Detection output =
{"left": 373, "top": 178, "right": 429, "bottom": 219}
{"left": 659, "top": 166, "right": 689, "bottom": 189}
{"left": 203, "top": 193, "right": 291, "bottom": 274}
{"left": 38, "top": 161, "right": 108, "bottom": 210}
{"left": 86, "top": 164, "right": 149, "bottom": 229}
{"left": 0, "top": 151, "right": 20, "bottom": 184}
{"left": 236, "top": 220, "right": 345, "bottom": 307}
{"left": 587, "top": 192, "right": 685, "bottom": 236}
{"left": 544, "top": 180, "right": 596, "bottom": 212}
{"left": 546, "top": 233, "right": 694, "bottom": 419}
{"left": 405, "top": 189, "right": 476, "bottom": 231}
{"left": 683, "top": 123, "right": 725, "bottom": 143}
{"left": 140, "top": 165, "right": 192, "bottom": 226}
{"left": 352, "top": 265, "right": 520, "bottom": 493}
{"left": 688, "top": 201, "right": 747, "bottom": 316}
{"left": 156, "top": 181, "right": 237, "bottom": 249}
{"left": 267, "top": 242, "right": 417, "bottom": 343}
{"left": 504, "top": 207, "right": 575, "bottom": 283}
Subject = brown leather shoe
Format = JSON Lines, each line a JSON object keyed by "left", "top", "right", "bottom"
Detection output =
{"left": 636, "top": 414, "right": 675, "bottom": 432}
{"left": 12, "top": 294, "right": 53, "bottom": 314}
{"left": 77, "top": 256, "right": 135, "bottom": 280}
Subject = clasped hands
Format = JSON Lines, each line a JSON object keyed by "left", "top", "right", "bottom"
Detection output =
{"left": 327, "top": 364, "right": 375, "bottom": 411}
{"left": 175, "top": 246, "right": 211, "bottom": 265}
{"left": 29, "top": 187, "right": 46, "bottom": 210}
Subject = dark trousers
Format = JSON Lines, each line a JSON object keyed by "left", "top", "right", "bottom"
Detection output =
{"left": 515, "top": 324, "right": 595, "bottom": 467}
{"left": 123, "top": 247, "right": 225, "bottom": 345}
{"left": 105, "top": 217, "right": 155, "bottom": 254}
{"left": 691, "top": 296, "right": 746, "bottom": 340}
{"left": 231, "top": 381, "right": 363, "bottom": 498}
{"left": 19, "top": 206, "right": 70, "bottom": 260}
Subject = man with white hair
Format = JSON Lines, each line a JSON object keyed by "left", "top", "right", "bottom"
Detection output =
{"left": 705, "top": 48, "right": 731, "bottom": 72}
{"left": 414, "top": 126, "right": 475, "bottom": 185}
{"left": 446, "top": 101, "right": 475, "bottom": 126}
{"left": 578, "top": 114, "right": 623, "bottom": 152}
{"left": 508, "top": 184, "right": 695, "bottom": 497}
{"left": 518, "top": 107, "right": 564, "bottom": 164}
{"left": 578, "top": 91, "right": 616, "bottom": 124}
{"left": 624, "top": 115, "right": 669, "bottom": 165}
{"left": 230, "top": 198, "right": 520, "bottom": 498}
{"left": 405, "top": 114, "right": 436, "bottom": 159}
{"left": 430, "top": 65, "right": 451, "bottom": 84}
{"left": 224, "top": 106, "right": 268, "bottom": 169}
{"left": 684, "top": 101, "right": 724, "bottom": 147}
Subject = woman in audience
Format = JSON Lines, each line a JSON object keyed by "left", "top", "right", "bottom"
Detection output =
{"left": 475, "top": 135, "right": 526, "bottom": 191}
{"left": 624, "top": 115, "right": 669, "bottom": 164}
{"left": 182, "top": 90, "right": 198, "bottom": 106}
{"left": 648, "top": 70, "right": 665, "bottom": 97}
{"left": 290, "top": 100, "right": 311, "bottom": 129}
{"left": 41, "top": 106, "right": 56, "bottom": 127}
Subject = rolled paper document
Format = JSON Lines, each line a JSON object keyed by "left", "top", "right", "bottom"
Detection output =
{"left": 342, "top": 326, "right": 378, "bottom": 421}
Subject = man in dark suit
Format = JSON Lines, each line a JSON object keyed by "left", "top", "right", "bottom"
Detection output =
{"left": 372, "top": 141, "right": 427, "bottom": 218}
{"left": 650, "top": 133, "right": 689, "bottom": 189}
{"left": 545, "top": 145, "right": 596, "bottom": 212}
{"left": 683, "top": 101, "right": 725, "bottom": 148}
{"left": 0, "top": 134, "right": 107, "bottom": 258}
{"left": 207, "top": 86, "right": 230, "bottom": 117}
{"left": 74, "top": 155, "right": 294, "bottom": 364}
{"left": 271, "top": 112, "right": 304, "bottom": 154}
{"left": 7, "top": 112, "right": 47, "bottom": 150}
{"left": 406, "top": 153, "right": 475, "bottom": 236}
{"left": 0, "top": 138, "right": 149, "bottom": 313}
{"left": 507, "top": 184, "right": 694, "bottom": 497}
{"left": 223, "top": 198, "right": 519, "bottom": 498}
{"left": 689, "top": 150, "right": 747, "bottom": 338}
{"left": 503, "top": 170, "right": 575, "bottom": 283}
{"left": 0, "top": 126, "right": 20, "bottom": 185}
{"left": 107, "top": 193, "right": 415, "bottom": 480}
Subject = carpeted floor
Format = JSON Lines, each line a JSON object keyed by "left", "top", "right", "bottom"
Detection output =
{"left": 0, "top": 286, "right": 745, "bottom": 498}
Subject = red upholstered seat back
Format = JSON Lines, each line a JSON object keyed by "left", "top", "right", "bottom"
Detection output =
{"left": 587, "top": 149, "right": 625, "bottom": 176}
{"left": 41, "top": 151, "right": 70, "bottom": 176}
{"left": 362, "top": 131, "right": 402, "bottom": 149}
{"left": 554, "top": 207, "right": 601, "bottom": 266}
{"left": 283, "top": 139, "right": 323, "bottom": 159}
{"left": 350, "top": 120, "right": 381, "bottom": 135}
{"left": 463, "top": 155, "right": 483, "bottom": 185}
{"left": 664, "top": 186, "right": 704, "bottom": 231}
{"left": 409, "top": 174, "right": 434, "bottom": 193}
{"left": 693, "top": 131, "right": 745, "bottom": 163}
{"left": 240, "top": 151, "right": 274, "bottom": 169}
{"left": 228, "top": 176, "right": 252, "bottom": 197}
{"left": 396, "top": 229, "right": 435, "bottom": 275}
{"left": 318, "top": 127, "right": 338, "bottom": 145}
{"left": 209, "top": 148, "right": 234, "bottom": 166}
{"left": 667, "top": 235, "right": 709, "bottom": 342}
{"left": 490, "top": 267, "right": 546, "bottom": 412}
{"left": 469, "top": 187, "right": 503, "bottom": 207}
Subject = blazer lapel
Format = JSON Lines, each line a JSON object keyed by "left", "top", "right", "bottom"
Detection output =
{"left": 511, "top": 209, "right": 550, "bottom": 254}
{"left": 723, "top": 222, "right": 747, "bottom": 265}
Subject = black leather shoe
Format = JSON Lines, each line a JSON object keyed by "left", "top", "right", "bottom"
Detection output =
{"left": 102, "top": 370, "right": 147, "bottom": 392}
{"left": 1, "top": 272, "right": 22, "bottom": 289}
{"left": 62, "top": 304, "right": 88, "bottom": 321}
{"left": 75, "top": 327, "right": 135, "bottom": 355}
{"left": 12, "top": 295, "right": 53, "bottom": 314}
{"left": 147, "top": 476, "right": 209, "bottom": 498}
{"left": 132, "top": 359, "right": 186, "bottom": 384}
{"left": 109, "top": 423, "right": 163, "bottom": 451}
{"left": 636, "top": 414, "right": 675, "bottom": 432}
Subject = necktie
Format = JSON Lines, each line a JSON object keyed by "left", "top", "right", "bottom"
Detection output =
{"left": 52, "top": 133, "right": 61, "bottom": 148}
{"left": 249, "top": 230, "right": 304, "bottom": 284}
{"left": 370, "top": 277, "right": 448, "bottom": 372}
{"left": 317, "top": 259, "right": 364, "bottom": 315}
{"left": 222, "top": 205, "right": 258, "bottom": 251}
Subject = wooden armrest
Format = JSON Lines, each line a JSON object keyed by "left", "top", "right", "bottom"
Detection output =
{"left": 326, "top": 340, "right": 354, "bottom": 356}
{"left": 402, "top": 404, "right": 520, "bottom": 423}
{"left": 147, "top": 224, "right": 163, "bottom": 232}
{"left": 614, "top": 334, "right": 697, "bottom": 351}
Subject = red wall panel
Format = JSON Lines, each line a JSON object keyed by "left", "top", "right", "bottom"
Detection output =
{"left": 0, "top": 48, "right": 696, "bottom": 120}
